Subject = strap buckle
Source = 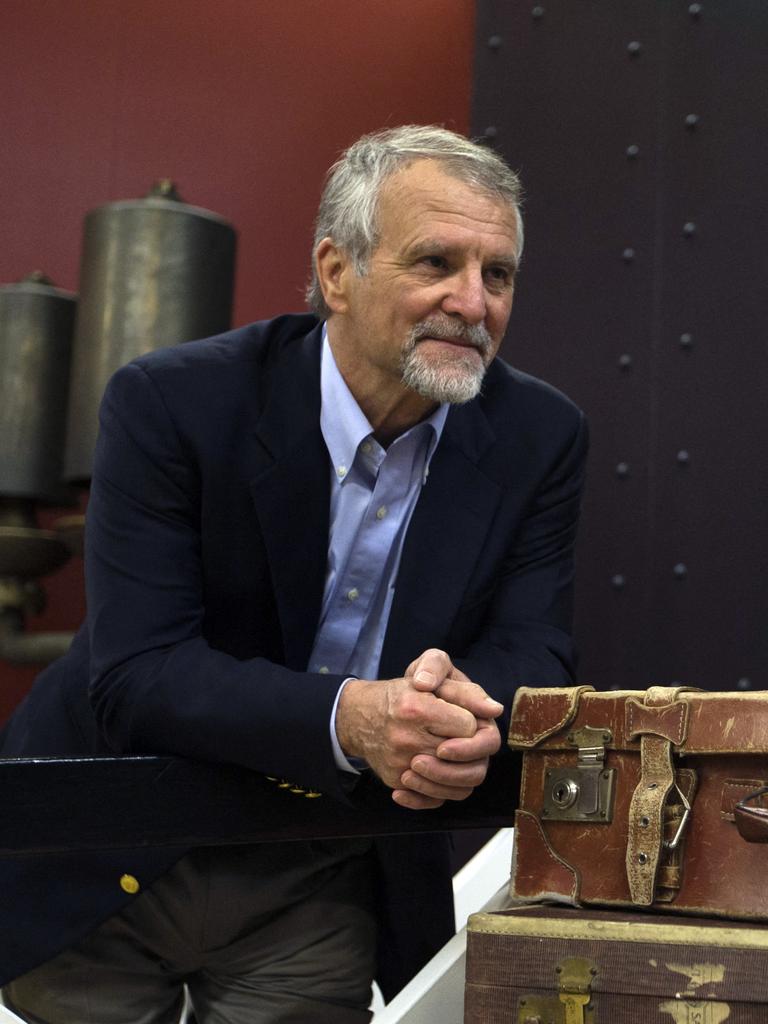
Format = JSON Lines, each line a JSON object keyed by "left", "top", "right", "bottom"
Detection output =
{"left": 663, "top": 781, "right": 692, "bottom": 851}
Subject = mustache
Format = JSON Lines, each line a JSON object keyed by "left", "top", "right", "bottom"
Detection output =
{"left": 408, "top": 319, "right": 493, "bottom": 356}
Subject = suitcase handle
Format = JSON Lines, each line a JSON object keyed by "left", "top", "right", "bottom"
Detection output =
{"left": 734, "top": 786, "right": 768, "bottom": 843}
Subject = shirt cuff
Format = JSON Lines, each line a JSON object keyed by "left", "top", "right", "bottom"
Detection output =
{"left": 330, "top": 677, "right": 367, "bottom": 774}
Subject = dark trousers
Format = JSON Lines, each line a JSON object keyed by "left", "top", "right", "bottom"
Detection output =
{"left": 5, "top": 841, "right": 377, "bottom": 1024}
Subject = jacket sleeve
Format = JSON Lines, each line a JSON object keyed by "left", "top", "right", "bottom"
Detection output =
{"left": 85, "top": 360, "right": 349, "bottom": 799}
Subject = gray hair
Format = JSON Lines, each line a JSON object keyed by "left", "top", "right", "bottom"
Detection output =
{"left": 306, "top": 125, "right": 524, "bottom": 318}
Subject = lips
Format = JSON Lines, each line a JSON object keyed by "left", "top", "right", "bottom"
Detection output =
{"left": 418, "top": 334, "right": 482, "bottom": 353}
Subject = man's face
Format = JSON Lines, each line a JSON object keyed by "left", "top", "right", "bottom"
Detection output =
{"left": 327, "top": 158, "right": 519, "bottom": 412}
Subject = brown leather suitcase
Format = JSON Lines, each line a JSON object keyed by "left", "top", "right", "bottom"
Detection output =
{"left": 465, "top": 904, "right": 768, "bottom": 1022}
{"left": 508, "top": 685, "right": 768, "bottom": 918}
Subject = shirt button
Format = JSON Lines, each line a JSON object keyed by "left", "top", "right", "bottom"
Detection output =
{"left": 347, "top": 588, "right": 359, "bottom": 602}
{"left": 336, "top": 465, "right": 347, "bottom": 479}
{"left": 120, "top": 874, "right": 140, "bottom": 895}
{"left": 318, "top": 666, "right": 330, "bottom": 674}
{"left": 360, "top": 441, "right": 372, "bottom": 454}
{"left": 376, "top": 506, "right": 387, "bottom": 520}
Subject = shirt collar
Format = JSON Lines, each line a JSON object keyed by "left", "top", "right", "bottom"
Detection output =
{"left": 320, "top": 325, "right": 448, "bottom": 477}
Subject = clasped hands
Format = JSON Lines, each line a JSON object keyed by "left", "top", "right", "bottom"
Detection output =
{"left": 336, "top": 649, "right": 503, "bottom": 810}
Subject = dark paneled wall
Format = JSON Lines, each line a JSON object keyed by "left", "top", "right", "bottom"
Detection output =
{"left": 473, "top": 2, "right": 768, "bottom": 690}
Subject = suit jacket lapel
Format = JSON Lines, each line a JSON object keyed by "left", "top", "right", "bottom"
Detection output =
{"left": 247, "top": 325, "right": 330, "bottom": 671}
{"left": 380, "top": 401, "right": 502, "bottom": 677}
{"left": 247, "top": 330, "right": 504, "bottom": 678}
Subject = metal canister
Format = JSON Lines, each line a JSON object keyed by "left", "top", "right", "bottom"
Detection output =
{"left": 0, "top": 272, "right": 76, "bottom": 503}
{"left": 64, "top": 181, "right": 237, "bottom": 482}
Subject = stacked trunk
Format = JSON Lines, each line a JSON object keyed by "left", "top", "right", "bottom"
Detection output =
{"left": 465, "top": 686, "right": 768, "bottom": 1021}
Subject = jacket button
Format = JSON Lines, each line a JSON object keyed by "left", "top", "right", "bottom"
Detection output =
{"left": 120, "top": 874, "right": 140, "bottom": 895}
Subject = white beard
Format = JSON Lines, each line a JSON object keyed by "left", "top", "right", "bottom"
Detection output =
{"left": 399, "top": 319, "right": 493, "bottom": 404}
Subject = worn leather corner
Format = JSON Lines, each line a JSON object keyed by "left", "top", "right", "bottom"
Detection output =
{"left": 510, "top": 809, "right": 580, "bottom": 902}
{"left": 508, "top": 685, "right": 595, "bottom": 749}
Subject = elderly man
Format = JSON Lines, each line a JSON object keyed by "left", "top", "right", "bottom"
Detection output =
{"left": 1, "top": 125, "right": 587, "bottom": 1023}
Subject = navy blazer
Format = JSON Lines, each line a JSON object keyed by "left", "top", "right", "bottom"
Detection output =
{"left": 0, "top": 314, "right": 587, "bottom": 998}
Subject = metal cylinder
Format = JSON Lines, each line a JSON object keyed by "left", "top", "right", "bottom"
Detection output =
{"left": 0, "top": 273, "right": 77, "bottom": 503}
{"left": 64, "top": 182, "right": 237, "bottom": 482}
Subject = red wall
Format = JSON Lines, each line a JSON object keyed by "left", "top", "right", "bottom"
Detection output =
{"left": 0, "top": 0, "right": 476, "bottom": 718}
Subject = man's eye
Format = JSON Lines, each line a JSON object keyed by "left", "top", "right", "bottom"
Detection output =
{"left": 422, "top": 255, "right": 448, "bottom": 270}
{"left": 485, "top": 266, "right": 513, "bottom": 288}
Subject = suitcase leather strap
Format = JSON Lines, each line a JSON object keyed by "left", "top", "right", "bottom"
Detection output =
{"left": 625, "top": 686, "right": 688, "bottom": 905}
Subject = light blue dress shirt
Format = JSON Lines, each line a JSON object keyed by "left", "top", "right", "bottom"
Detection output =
{"left": 309, "top": 330, "right": 448, "bottom": 771}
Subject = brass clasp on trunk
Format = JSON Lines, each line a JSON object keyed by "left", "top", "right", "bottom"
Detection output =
{"left": 517, "top": 956, "right": 597, "bottom": 1023}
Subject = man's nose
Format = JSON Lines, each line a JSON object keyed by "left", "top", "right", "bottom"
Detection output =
{"left": 441, "top": 269, "right": 487, "bottom": 324}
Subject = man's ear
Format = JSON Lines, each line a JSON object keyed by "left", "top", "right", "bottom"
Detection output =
{"left": 314, "top": 237, "right": 353, "bottom": 314}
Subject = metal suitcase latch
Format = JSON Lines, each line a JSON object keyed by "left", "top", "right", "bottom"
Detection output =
{"left": 517, "top": 956, "right": 597, "bottom": 1023}
{"left": 542, "top": 726, "right": 616, "bottom": 823}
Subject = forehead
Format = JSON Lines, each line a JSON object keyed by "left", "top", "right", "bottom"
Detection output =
{"left": 375, "top": 158, "right": 518, "bottom": 257}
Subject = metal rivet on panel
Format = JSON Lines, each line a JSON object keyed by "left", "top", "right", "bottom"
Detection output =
{"left": 531, "top": 6, "right": 545, "bottom": 18}
{"left": 484, "top": 126, "right": 498, "bottom": 139}
{"left": 618, "top": 353, "right": 633, "bottom": 370}
{"left": 737, "top": 678, "right": 752, "bottom": 691}
{"left": 611, "top": 574, "right": 626, "bottom": 590}
{"left": 627, "top": 41, "right": 642, "bottom": 56}
{"left": 673, "top": 563, "right": 688, "bottom": 578}
{"left": 683, "top": 222, "right": 696, "bottom": 237}
{"left": 688, "top": 3, "right": 703, "bottom": 16}
{"left": 679, "top": 332, "right": 693, "bottom": 349}
{"left": 685, "top": 113, "right": 700, "bottom": 129}
{"left": 487, "top": 34, "right": 503, "bottom": 48}
{"left": 676, "top": 450, "right": 690, "bottom": 465}
{"left": 626, "top": 144, "right": 640, "bottom": 159}
{"left": 616, "top": 462, "right": 630, "bottom": 478}
{"left": 622, "top": 248, "right": 636, "bottom": 263}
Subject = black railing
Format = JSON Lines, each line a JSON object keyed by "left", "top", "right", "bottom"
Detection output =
{"left": 0, "top": 756, "right": 515, "bottom": 855}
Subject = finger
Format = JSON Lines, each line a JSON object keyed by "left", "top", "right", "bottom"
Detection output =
{"left": 408, "top": 754, "right": 489, "bottom": 790}
{"left": 412, "top": 662, "right": 473, "bottom": 691}
{"left": 405, "top": 648, "right": 455, "bottom": 692}
{"left": 423, "top": 697, "right": 478, "bottom": 740}
{"left": 399, "top": 765, "right": 477, "bottom": 802}
{"left": 385, "top": 683, "right": 477, "bottom": 741}
{"left": 435, "top": 719, "right": 501, "bottom": 762}
{"left": 403, "top": 761, "right": 487, "bottom": 798}
{"left": 391, "top": 788, "right": 445, "bottom": 810}
{"left": 433, "top": 678, "right": 504, "bottom": 720}
{"left": 400, "top": 777, "right": 474, "bottom": 802}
